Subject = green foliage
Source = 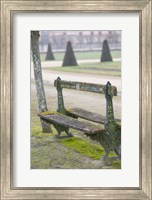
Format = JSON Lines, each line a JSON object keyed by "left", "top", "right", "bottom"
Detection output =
{"left": 59, "top": 137, "right": 116, "bottom": 160}
{"left": 62, "top": 41, "right": 78, "bottom": 66}
{"left": 101, "top": 39, "right": 113, "bottom": 62}
{"left": 45, "top": 43, "right": 55, "bottom": 61}
{"left": 59, "top": 137, "right": 103, "bottom": 160}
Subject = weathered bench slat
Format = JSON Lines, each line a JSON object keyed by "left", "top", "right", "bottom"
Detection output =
{"left": 67, "top": 108, "right": 106, "bottom": 124}
{"left": 67, "top": 108, "right": 121, "bottom": 124}
{"left": 38, "top": 113, "right": 103, "bottom": 134}
{"left": 54, "top": 79, "right": 117, "bottom": 95}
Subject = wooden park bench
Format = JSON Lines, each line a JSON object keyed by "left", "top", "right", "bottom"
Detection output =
{"left": 38, "top": 77, "right": 121, "bottom": 159}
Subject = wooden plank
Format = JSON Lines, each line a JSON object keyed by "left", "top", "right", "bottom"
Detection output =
{"left": 67, "top": 108, "right": 121, "bottom": 124}
{"left": 38, "top": 113, "right": 103, "bottom": 134}
{"left": 67, "top": 108, "right": 106, "bottom": 124}
{"left": 54, "top": 79, "right": 117, "bottom": 96}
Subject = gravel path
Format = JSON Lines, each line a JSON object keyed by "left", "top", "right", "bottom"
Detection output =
{"left": 31, "top": 68, "right": 121, "bottom": 93}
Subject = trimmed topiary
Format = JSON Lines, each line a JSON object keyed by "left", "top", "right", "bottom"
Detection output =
{"left": 45, "top": 43, "right": 55, "bottom": 60}
{"left": 62, "top": 41, "right": 78, "bottom": 66}
{"left": 101, "top": 39, "right": 113, "bottom": 62}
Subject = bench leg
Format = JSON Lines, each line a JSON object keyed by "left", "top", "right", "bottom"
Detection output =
{"left": 65, "top": 128, "right": 73, "bottom": 137}
{"left": 86, "top": 129, "right": 121, "bottom": 161}
{"left": 100, "top": 148, "right": 111, "bottom": 161}
{"left": 53, "top": 123, "right": 73, "bottom": 138}
{"left": 52, "top": 124, "right": 62, "bottom": 138}
{"left": 114, "top": 146, "right": 121, "bottom": 158}
{"left": 86, "top": 132, "right": 111, "bottom": 160}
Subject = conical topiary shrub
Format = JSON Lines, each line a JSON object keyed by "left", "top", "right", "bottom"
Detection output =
{"left": 62, "top": 41, "right": 78, "bottom": 66}
{"left": 101, "top": 39, "right": 113, "bottom": 62}
{"left": 45, "top": 43, "right": 55, "bottom": 60}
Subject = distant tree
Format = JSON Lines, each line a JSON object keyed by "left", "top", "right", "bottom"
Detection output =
{"left": 31, "top": 31, "right": 51, "bottom": 133}
{"left": 101, "top": 39, "right": 113, "bottom": 62}
{"left": 62, "top": 41, "right": 78, "bottom": 67}
{"left": 45, "top": 43, "right": 55, "bottom": 60}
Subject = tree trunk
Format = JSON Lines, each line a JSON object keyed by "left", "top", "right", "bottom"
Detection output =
{"left": 31, "top": 31, "right": 51, "bottom": 133}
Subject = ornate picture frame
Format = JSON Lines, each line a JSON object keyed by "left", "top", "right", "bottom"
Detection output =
{"left": 0, "top": 0, "right": 151, "bottom": 199}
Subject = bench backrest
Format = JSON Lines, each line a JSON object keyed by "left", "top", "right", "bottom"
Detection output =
{"left": 54, "top": 77, "right": 117, "bottom": 96}
{"left": 54, "top": 77, "right": 118, "bottom": 124}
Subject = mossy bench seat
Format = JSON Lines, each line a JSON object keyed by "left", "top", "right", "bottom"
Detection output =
{"left": 38, "top": 112, "right": 103, "bottom": 137}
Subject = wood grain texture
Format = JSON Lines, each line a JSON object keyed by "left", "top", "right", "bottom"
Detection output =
{"left": 0, "top": 0, "right": 151, "bottom": 199}
{"left": 38, "top": 113, "right": 103, "bottom": 134}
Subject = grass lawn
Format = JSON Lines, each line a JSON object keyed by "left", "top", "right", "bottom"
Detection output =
{"left": 40, "top": 50, "right": 121, "bottom": 61}
{"left": 43, "top": 61, "right": 121, "bottom": 76}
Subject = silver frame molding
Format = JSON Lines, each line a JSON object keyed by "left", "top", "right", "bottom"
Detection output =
{"left": 0, "top": 0, "right": 151, "bottom": 199}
